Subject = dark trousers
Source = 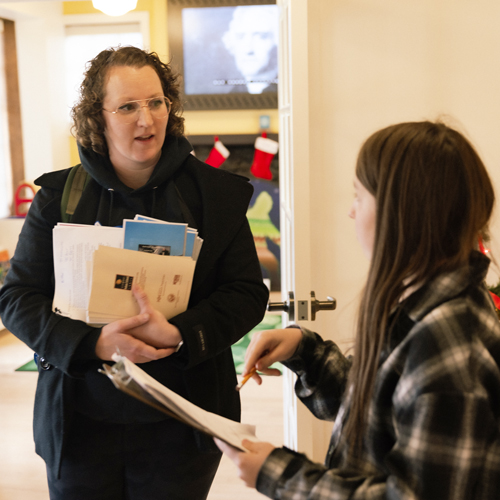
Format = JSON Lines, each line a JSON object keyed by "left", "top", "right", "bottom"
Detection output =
{"left": 46, "top": 412, "right": 222, "bottom": 500}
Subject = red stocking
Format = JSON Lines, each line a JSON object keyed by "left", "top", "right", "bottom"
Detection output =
{"left": 251, "top": 132, "right": 278, "bottom": 180}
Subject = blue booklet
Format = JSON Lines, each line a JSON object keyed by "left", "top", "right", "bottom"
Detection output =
{"left": 185, "top": 230, "right": 196, "bottom": 258}
{"left": 123, "top": 219, "right": 188, "bottom": 256}
{"left": 132, "top": 215, "right": 203, "bottom": 259}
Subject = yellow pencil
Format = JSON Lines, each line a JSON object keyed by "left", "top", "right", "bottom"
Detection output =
{"left": 235, "top": 366, "right": 257, "bottom": 391}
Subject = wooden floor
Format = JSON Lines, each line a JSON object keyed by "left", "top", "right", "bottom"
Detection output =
{"left": 0, "top": 329, "right": 283, "bottom": 500}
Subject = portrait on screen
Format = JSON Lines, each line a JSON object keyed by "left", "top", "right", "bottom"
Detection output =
{"left": 182, "top": 4, "right": 279, "bottom": 95}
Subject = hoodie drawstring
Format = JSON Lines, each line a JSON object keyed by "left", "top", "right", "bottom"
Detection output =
{"left": 151, "top": 186, "right": 158, "bottom": 219}
{"left": 107, "top": 188, "right": 114, "bottom": 226}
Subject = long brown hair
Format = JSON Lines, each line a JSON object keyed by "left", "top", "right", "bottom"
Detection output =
{"left": 71, "top": 46, "right": 184, "bottom": 155}
{"left": 344, "top": 121, "right": 495, "bottom": 452}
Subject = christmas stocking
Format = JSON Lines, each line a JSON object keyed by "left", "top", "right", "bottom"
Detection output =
{"left": 251, "top": 132, "right": 279, "bottom": 180}
{"left": 205, "top": 136, "right": 230, "bottom": 168}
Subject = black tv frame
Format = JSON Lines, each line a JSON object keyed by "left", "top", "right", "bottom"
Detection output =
{"left": 167, "top": 0, "right": 278, "bottom": 111}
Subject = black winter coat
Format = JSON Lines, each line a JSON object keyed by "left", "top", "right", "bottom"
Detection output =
{"left": 0, "top": 135, "right": 269, "bottom": 474}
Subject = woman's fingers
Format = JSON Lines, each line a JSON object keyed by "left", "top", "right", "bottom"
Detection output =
{"left": 132, "top": 284, "right": 152, "bottom": 314}
{"left": 243, "top": 331, "right": 282, "bottom": 376}
{"left": 244, "top": 328, "right": 302, "bottom": 374}
{"left": 254, "top": 367, "right": 282, "bottom": 377}
{"left": 214, "top": 438, "right": 240, "bottom": 460}
{"left": 107, "top": 312, "right": 150, "bottom": 333}
{"left": 97, "top": 322, "right": 175, "bottom": 363}
{"left": 215, "top": 437, "right": 276, "bottom": 488}
{"left": 243, "top": 332, "right": 274, "bottom": 371}
{"left": 123, "top": 338, "right": 175, "bottom": 363}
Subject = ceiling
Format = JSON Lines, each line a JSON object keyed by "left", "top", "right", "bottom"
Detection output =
{"left": 0, "top": 1, "right": 86, "bottom": 2}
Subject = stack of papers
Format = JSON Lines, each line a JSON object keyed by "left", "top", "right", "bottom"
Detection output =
{"left": 100, "top": 355, "right": 260, "bottom": 451}
{"left": 52, "top": 215, "right": 202, "bottom": 325}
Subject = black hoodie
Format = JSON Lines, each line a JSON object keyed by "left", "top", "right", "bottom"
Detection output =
{"left": 0, "top": 135, "right": 268, "bottom": 472}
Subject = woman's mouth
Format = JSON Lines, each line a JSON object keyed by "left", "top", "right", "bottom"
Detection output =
{"left": 136, "top": 135, "right": 154, "bottom": 142}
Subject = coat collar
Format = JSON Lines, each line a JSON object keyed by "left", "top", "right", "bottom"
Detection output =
{"left": 404, "top": 250, "right": 491, "bottom": 323}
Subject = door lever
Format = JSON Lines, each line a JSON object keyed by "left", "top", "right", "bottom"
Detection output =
{"left": 267, "top": 291, "right": 295, "bottom": 322}
{"left": 310, "top": 291, "right": 336, "bottom": 321}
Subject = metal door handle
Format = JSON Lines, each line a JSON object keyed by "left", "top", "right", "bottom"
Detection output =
{"left": 310, "top": 291, "right": 336, "bottom": 320}
{"left": 267, "top": 291, "right": 295, "bottom": 322}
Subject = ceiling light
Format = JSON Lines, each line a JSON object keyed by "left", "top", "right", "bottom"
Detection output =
{"left": 92, "top": 0, "right": 138, "bottom": 17}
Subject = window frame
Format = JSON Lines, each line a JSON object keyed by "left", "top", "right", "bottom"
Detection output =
{"left": 63, "top": 11, "right": 150, "bottom": 49}
{"left": 2, "top": 18, "right": 24, "bottom": 216}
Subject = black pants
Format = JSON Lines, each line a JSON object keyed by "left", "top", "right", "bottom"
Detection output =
{"left": 46, "top": 412, "right": 222, "bottom": 500}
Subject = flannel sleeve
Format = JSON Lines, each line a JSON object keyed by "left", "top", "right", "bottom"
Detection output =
{"left": 283, "top": 326, "right": 352, "bottom": 421}
{"left": 256, "top": 447, "right": 388, "bottom": 500}
{"left": 256, "top": 394, "right": 497, "bottom": 500}
{"left": 255, "top": 306, "right": 500, "bottom": 499}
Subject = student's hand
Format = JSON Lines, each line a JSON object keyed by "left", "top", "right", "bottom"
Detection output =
{"left": 214, "top": 438, "right": 275, "bottom": 488}
{"left": 243, "top": 328, "right": 303, "bottom": 385}
{"left": 96, "top": 313, "right": 176, "bottom": 363}
{"left": 126, "top": 284, "right": 183, "bottom": 349}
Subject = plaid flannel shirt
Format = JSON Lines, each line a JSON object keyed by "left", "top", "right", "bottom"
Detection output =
{"left": 256, "top": 251, "right": 500, "bottom": 499}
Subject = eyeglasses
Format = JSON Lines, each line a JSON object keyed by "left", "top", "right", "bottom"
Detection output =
{"left": 103, "top": 96, "right": 171, "bottom": 124}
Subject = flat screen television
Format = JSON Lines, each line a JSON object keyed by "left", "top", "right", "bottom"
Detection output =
{"left": 167, "top": 0, "right": 279, "bottom": 110}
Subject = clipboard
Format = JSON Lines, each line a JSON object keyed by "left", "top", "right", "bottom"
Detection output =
{"left": 100, "top": 355, "right": 259, "bottom": 452}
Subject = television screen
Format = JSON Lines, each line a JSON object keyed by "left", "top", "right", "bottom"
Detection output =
{"left": 168, "top": 0, "right": 278, "bottom": 110}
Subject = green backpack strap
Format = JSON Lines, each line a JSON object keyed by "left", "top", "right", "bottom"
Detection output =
{"left": 60, "top": 164, "right": 90, "bottom": 223}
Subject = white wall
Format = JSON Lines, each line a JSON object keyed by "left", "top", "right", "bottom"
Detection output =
{"left": 306, "top": 0, "right": 500, "bottom": 347}
{"left": 0, "top": 1, "right": 68, "bottom": 181}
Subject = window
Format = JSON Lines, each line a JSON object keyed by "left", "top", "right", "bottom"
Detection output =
{"left": 64, "top": 13, "right": 149, "bottom": 121}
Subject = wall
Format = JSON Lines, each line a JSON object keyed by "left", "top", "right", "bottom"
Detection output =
{"left": 305, "top": 0, "right": 500, "bottom": 350}
{"left": 0, "top": 1, "right": 67, "bottom": 181}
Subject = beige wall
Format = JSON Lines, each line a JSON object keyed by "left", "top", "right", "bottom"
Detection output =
{"left": 305, "top": 0, "right": 500, "bottom": 346}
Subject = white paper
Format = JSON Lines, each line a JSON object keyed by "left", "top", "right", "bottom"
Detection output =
{"left": 52, "top": 224, "right": 123, "bottom": 321}
{"left": 101, "top": 355, "right": 259, "bottom": 451}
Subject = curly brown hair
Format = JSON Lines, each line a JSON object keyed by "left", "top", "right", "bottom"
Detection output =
{"left": 71, "top": 46, "right": 185, "bottom": 155}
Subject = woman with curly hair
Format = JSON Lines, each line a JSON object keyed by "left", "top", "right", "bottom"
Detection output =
{"left": 0, "top": 46, "right": 268, "bottom": 499}
{"left": 217, "top": 120, "right": 500, "bottom": 500}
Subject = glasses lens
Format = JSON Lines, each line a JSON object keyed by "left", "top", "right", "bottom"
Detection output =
{"left": 117, "top": 97, "right": 170, "bottom": 124}
{"left": 148, "top": 97, "right": 170, "bottom": 118}
{"left": 117, "top": 101, "right": 140, "bottom": 115}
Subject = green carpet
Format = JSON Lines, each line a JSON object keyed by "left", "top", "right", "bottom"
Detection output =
{"left": 231, "top": 314, "right": 283, "bottom": 374}
{"left": 15, "top": 358, "right": 37, "bottom": 371}
{"left": 15, "top": 314, "right": 283, "bottom": 373}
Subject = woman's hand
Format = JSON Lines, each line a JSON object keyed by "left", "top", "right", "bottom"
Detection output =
{"left": 95, "top": 285, "right": 182, "bottom": 363}
{"left": 243, "top": 327, "right": 303, "bottom": 385}
{"left": 96, "top": 313, "right": 176, "bottom": 363}
{"left": 126, "top": 284, "right": 183, "bottom": 349}
{"left": 214, "top": 438, "right": 275, "bottom": 488}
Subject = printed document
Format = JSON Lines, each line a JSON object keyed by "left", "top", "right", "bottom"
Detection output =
{"left": 87, "top": 245, "right": 196, "bottom": 324}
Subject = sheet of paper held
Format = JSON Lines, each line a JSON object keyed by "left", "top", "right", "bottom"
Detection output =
{"left": 100, "top": 355, "right": 259, "bottom": 452}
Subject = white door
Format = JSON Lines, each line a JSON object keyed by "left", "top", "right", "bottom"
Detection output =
{"left": 277, "top": 0, "right": 335, "bottom": 462}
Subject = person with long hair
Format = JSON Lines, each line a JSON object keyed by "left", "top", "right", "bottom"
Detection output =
{"left": 216, "top": 120, "right": 500, "bottom": 499}
{"left": 0, "top": 46, "right": 268, "bottom": 499}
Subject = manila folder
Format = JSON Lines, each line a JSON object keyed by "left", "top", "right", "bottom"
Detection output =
{"left": 87, "top": 246, "right": 196, "bottom": 324}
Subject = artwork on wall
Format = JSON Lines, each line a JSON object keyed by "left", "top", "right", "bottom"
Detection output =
{"left": 247, "top": 179, "right": 280, "bottom": 291}
{"left": 190, "top": 134, "right": 281, "bottom": 291}
{"left": 168, "top": 0, "right": 278, "bottom": 110}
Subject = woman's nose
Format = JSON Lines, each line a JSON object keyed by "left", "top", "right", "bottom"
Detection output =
{"left": 136, "top": 105, "right": 154, "bottom": 126}
{"left": 348, "top": 204, "right": 355, "bottom": 219}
